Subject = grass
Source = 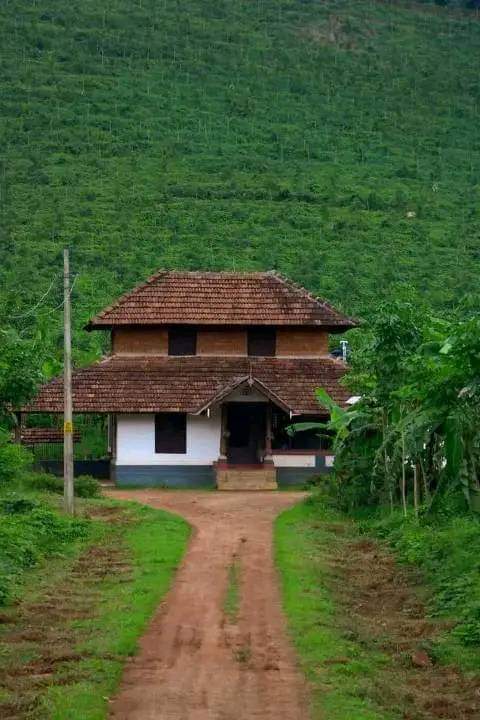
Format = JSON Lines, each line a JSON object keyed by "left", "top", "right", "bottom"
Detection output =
{"left": 275, "top": 498, "right": 395, "bottom": 720}
{"left": 275, "top": 494, "right": 480, "bottom": 719}
{"left": 0, "top": 490, "right": 92, "bottom": 606}
{"left": 361, "top": 508, "right": 480, "bottom": 673}
{"left": 0, "top": 493, "right": 190, "bottom": 719}
{"left": 223, "top": 559, "right": 240, "bottom": 622}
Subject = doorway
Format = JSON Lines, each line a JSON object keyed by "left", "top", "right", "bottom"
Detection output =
{"left": 226, "top": 402, "right": 266, "bottom": 464}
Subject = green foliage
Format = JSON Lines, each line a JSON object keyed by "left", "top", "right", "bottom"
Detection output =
{"left": 0, "top": 431, "right": 32, "bottom": 484}
{"left": 300, "top": 297, "right": 480, "bottom": 514}
{"left": 0, "top": 330, "right": 43, "bottom": 424}
{"left": 275, "top": 501, "right": 395, "bottom": 719}
{"left": 0, "top": 495, "right": 89, "bottom": 604}
{"left": 423, "top": 1, "right": 480, "bottom": 8}
{"left": 27, "top": 471, "right": 101, "bottom": 498}
{"left": 364, "top": 510, "right": 480, "bottom": 661}
{"left": 223, "top": 560, "right": 240, "bottom": 622}
{"left": 38, "top": 503, "right": 190, "bottom": 719}
{"left": 74, "top": 475, "right": 102, "bottom": 498}
{"left": 0, "top": 497, "right": 190, "bottom": 718}
{"left": 1, "top": 0, "right": 480, "bottom": 365}
{"left": 293, "top": 298, "right": 480, "bottom": 661}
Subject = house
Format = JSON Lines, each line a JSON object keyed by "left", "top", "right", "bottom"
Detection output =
{"left": 25, "top": 271, "right": 356, "bottom": 490}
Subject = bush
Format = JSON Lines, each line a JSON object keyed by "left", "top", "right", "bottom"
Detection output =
{"left": 363, "top": 511, "right": 480, "bottom": 652}
{"left": 0, "top": 496, "right": 38, "bottom": 514}
{"left": 26, "top": 471, "right": 63, "bottom": 494}
{"left": 0, "top": 498, "right": 90, "bottom": 604}
{"left": 27, "top": 472, "right": 101, "bottom": 498}
{"left": 0, "top": 436, "right": 32, "bottom": 484}
{"left": 75, "top": 475, "right": 101, "bottom": 498}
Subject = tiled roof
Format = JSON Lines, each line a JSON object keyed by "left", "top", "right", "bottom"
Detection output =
{"left": 24, "top": 356, "right": 350, "bottom": 415}
{"left": 16, "top": 427, "right": 81, "bottom": 444}
{"left": 86, "top": 271, "right": 356, "bottom": 329}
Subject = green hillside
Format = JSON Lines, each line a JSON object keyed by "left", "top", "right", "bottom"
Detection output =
{"left": 1, "top": 0, "right": 480, "bottom": 358}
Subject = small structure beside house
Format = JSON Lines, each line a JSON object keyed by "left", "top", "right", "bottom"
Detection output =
{"left": 25, "top": 271, "right": 356, "bottom": 489}
{"left": 16, "top": 427, "right": 81, "bottom": 445}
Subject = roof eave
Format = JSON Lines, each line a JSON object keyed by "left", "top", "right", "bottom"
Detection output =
{"left": 85, "top": 319, "right": 360, "bottom": 330}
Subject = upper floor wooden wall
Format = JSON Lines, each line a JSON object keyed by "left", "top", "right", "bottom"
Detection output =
{"left": 112, "top": 326, "right": 330, "bottom": 357}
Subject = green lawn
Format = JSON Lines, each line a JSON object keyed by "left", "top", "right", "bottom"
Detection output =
{"left": 361, "top": 509, "right": 480, "bottom": 673}
{"left": 0, "top": 495, "right": 190, "bottom": 719}
{"left": 275, "top": 496, "right": 480, "bottom": 719}
{"left": 275, "top": 498, "right": 394, "bottom": 720}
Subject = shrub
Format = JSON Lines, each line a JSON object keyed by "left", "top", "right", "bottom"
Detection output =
{"left": 75, "top": 475, "right": 101, "bottom": 498}
{"left": 363, "top": 511, "right": 480, "bottom": 651}
{"left": 0, "top": 496, "right": 38, "bottom": 514}
{"left": 26, "top": 471, "right": 63, "bottom": 494}
{"left": 0, "top": 435, "right": 32, "bottom": 484}
{"left": 0, "top": 498, "right": 90, "bottom": 604}
{"left": 27, "top": 471, "right": 101, "bottom": 498}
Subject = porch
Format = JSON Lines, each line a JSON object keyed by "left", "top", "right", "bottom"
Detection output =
{"left": 20, "top": 370, "right": 335, "bottom": 490}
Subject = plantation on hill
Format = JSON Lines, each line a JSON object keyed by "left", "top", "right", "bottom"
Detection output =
{"left": 1, "top": 0, "right": 480, "bottom": 359}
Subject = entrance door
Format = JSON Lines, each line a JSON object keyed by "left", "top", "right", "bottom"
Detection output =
{"left": 226, "top": 402, "right": 266, "bottom": 464}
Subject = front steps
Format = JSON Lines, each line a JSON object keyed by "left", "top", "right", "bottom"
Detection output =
{"left": 215, "top": 464, "right": 278, "bottom": 491}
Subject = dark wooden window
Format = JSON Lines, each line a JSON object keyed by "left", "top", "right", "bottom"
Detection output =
{"left": 155, "top": 413, "right": 187, "bottom": 454}
{"left": 247, "top": 327, "right": 276, "bottom": 357}
{"left": 168, "top": 326, "right": 197, "bottom": 356}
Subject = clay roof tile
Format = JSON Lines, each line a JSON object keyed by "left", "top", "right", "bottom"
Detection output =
{"left": 24, "top": 356, "right": 350, "bottom": 415}
{"left": 86, "top": 271, "right": 357, "bottom": 330}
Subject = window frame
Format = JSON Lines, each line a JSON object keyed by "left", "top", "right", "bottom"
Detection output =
{"left": 154, "top": 412, "right": 187, "bottom": 454}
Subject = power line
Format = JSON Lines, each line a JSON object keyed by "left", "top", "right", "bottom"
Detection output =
{"left": 10, "top": 274, "right": 60, "bottom": 319}
{"left": 39, "top": 274, "right": 79, "bottom": 315}
{"left": 13, "top": 275, "right": 80, "bottom": 341}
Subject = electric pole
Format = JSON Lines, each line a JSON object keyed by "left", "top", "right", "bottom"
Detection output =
{"left": 63, "top": 248, "right": 74, "bottom": 514}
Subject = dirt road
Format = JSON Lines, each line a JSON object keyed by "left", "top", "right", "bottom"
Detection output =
{"left": 107, "top": 490, "right": 309, "bottom": 720}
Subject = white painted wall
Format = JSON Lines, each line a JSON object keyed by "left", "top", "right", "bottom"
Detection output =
{"left": 272, "top": 454, "right": 316, "bottom": 468}
{"left": 116, "top": 410, "right": 222, "bottom": 466}
{"left": 115, "top": 407, "right": 335, "bottom": 469}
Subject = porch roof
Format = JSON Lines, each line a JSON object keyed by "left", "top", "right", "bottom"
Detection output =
{"left": 24, "top": 356, "right": 350, "bottom": 416}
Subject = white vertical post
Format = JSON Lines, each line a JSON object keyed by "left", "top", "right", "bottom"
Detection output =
{"left": 63, "top": 248, "right": 74, "bottom": 515}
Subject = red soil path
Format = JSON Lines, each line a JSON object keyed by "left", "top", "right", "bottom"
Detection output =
{"left": 106, "top": 490, "right": 309, "bottom": 720}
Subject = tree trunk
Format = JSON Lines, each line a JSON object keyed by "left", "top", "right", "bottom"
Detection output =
{"left": 413, "top": 462, "right": 420, "bottom": 518}
{"left": 382, "top": 409, "right": 393, "bottom": 511}
{"left": 401, "top": 431, "right": 407, "bottom": 518}
{"left": 419, "top": 455, "right": 431, "bottom": 505}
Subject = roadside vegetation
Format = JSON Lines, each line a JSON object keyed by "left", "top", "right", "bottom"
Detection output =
{"left": 276, "top": 500, "right": 394, "bottom": 720}
{"left": 319, "top": 296, "right": 480, "bottom": 671}
{"left": 0, "top": 341, "right": 190, "bottom": 720}
{"left": 276, "top": 496, "right": 480, "bottom": 720}
{"left": 277, "top": 297, "right": 480, "bottom": 718}
{"left": 0, "top": 331, "right": 191, "bottom": 719}
{"left": 362, "top": 509, "right": 480, "bottom": 672}
{"left": 0, "top": 477, "right": 190, "bottom": 720}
